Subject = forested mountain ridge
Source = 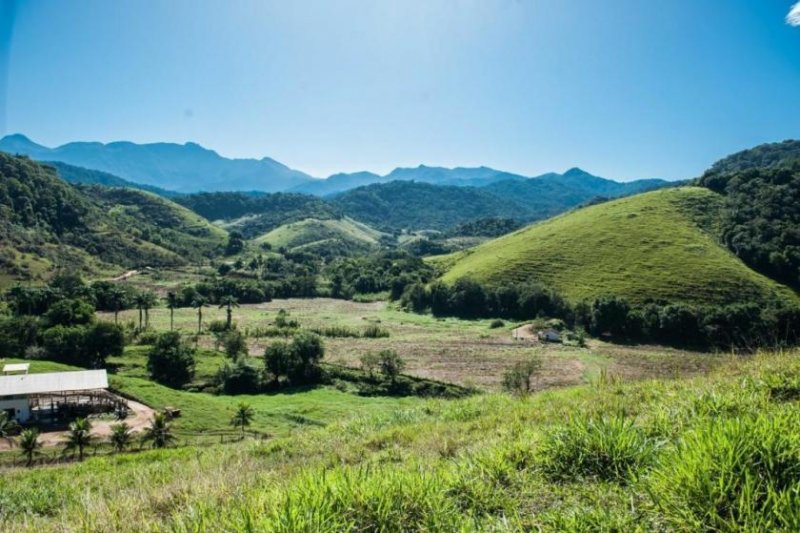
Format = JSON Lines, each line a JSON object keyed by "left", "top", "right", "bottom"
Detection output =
{"left": 48, "top": 160, "right": 179, "bottom": 197}
{"left": 697, "top": 140, "right": 800, "bottom": 289}
{"left": 176, "top": 191, "right": 341, "bottom": 239}
{"left": 0, "top": 152, "right": 226, "bottom": 282}
{"left": 329, "top": 181, "right": 530, "bottom": 232}
{"left": 0, "top": 134, "right": 314, "bottom": 193}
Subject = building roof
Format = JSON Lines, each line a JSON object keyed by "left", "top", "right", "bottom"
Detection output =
{"left": 3, "top": 363, "right": 30, "bottom": 374}
{"left": 0, "top": 370, "right": 108, "bottom": 397}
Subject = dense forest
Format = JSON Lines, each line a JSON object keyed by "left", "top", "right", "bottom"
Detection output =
{"left": 698, "top": 141, "right": 800, "bottom": 288}
{"left": 176, "top": 191, "right": 341, "bottom": 238}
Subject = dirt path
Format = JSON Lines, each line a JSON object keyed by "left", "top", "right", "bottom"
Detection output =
{"left": 111, "top": 270, "right": 139, "bottom": 282}
{"left": 512, "top": 323, "right": 539, "bottom": 342}
{"left": 0, "top": 396, "right": 155, "bottom": 450}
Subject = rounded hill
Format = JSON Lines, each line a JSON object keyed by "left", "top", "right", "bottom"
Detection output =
{"left": 437, "top": 187, "right": 797, "bottom": 306}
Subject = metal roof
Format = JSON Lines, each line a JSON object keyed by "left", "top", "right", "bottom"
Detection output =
{"left": 0, "top": 370, "right": 108, "bottom": 397}
{"left": 3, "top": 363, "right": 30, "bottom": 373}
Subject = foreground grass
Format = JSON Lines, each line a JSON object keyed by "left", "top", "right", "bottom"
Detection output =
{"left": 3, "top": 350, "right": 800, "bottom": 531}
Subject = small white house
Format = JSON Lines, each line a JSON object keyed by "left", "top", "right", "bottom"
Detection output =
{"left": 0, "top": 369, "right": 109, "bottom": 423}
{"left": 538, "top": 328, "right": 562, "bottom": 343}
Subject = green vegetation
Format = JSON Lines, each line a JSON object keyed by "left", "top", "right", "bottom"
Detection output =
{"left": 176, "top": 191, "right": 340, "bottom": 238}
{"left": 2, "top": 351, "right": 800, "bottom": 530}
{"left": 330, "top": 180, "right": 528, "bottom": 231}
{"left": 698, "top": 144, "right": 800, "bottom": 288}
{"left": 439, "top": 187, "right": 797, "bottom": 307}
{"left": 0, "top": 153, "right": 226, "bottom": 284}
{"left": 254, "top": 217, "right": 383, "bottom": 255}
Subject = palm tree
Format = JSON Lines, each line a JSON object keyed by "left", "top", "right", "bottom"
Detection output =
{"left": 108, "top": 286, "right": 127, "bottom": 325}
{"left": 191, "top": 296, "right": 207, "bottom": 334}
{"left": 0, "top": 412, "right": 18, "bottom": 447}
{"left": 63, "top": 417, "right": 94, "bottom": 461}
{"left": 230, "top": 402, "right": 254, "bottom": 438}
{"left": 219, "top": 295, "right": 240, "bottom": 330}
{"left": 166, "top": 291, "right": 179, "bottom": 331}
{"left": 109, "top": 422, "right": 133, "bottom": 453}
{"left": 141, "top": 413, "right": 175, "bottom": 449}
{"left": 134, "top": 292, "right": 147, "bottom": 330}
{"left": 134, "top": 291, "right": 158, "bottom": 330}
{"left": 19, "top": 429, "right": 41, "bottom": 467}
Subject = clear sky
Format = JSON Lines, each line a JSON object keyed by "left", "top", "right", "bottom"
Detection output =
{"left": 1, "top": 0, "right": 799, "bottom": 180}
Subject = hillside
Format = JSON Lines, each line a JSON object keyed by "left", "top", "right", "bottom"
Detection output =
{"left": 0, "top": 152, "right": 226, "bottom": 283}
{"left": 253, "top": 217, "right": 384, "bottom": 254}
{"left": 438, "top": 187, "right": 797, "bottom": 306}
{"left": 48, "top": 160, "right": 178, "bottom": 197}
{"left": 177, "top": 191, "right": 340, "bottom": 239}
{"left": 697, "top": 140, "right": 800, "bottom": 289}
{"left": 0, "top": 134, "right": 313, "bottom": 192}
{"left": 331, "top": 181, "right": 530, "bottom": 231}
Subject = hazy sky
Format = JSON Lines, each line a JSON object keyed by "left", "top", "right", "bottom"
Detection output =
{"left": 2, "top": 0, "right": 799, "bottom": 180}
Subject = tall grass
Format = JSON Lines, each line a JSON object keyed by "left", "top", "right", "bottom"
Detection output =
{"left": 648, "top": 412, "right": 800, "bottom": 531}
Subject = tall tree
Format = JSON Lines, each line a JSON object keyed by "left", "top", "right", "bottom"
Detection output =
{"left": 63, "top": 417, "right": 94, "bottom": 461}
{"left": 108, "top": 286, "right": 127, "bottom": 325}
{"left": 141, "top": 413, "right": 175, "bottom": 449}
{"left": 230, "top": 402, "right": 254, "bottom": 438}
{"left": 0, "top": 412, "right": 18, "bottom": 448}
{"left": 218, "top": 295, "right": 240, "bottom": 330}
{"left": 18, "top": 429, "right": 41, "bottom": 467}
{"left": 166, "top": 291, "right": 179, "bottom": 331}
{"left": 191, "top": 296, "right": 207, "bottom": 334}
{"left": 110, "top": 422, "right": 133, "bottom": 453}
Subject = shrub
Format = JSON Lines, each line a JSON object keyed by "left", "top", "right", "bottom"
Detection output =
{"left": 378, "top": 350, "right": 406, "bottom": 384}
{"left": 502, "top": 357, "right": 542, "bottom": 395}
{"left": 42, "top": 298, "right": 95, "bottom": 327}
{"left": 362, "top": 324, "right": 390, "bottom": 338}
{"left": 217, "top": 359, "right": 262, "bottom": 394}
{"left": 147, "top": 332, "right": 196, "bottom": 388}
{"left": 648, "top": 413, "right": 800, "bottom": 531}
{"left": 222, "top": 329, "right": 248, "bottom": 359}
{"left": 538, "top": 416, "right": 658, "bottom": 483}
{"left": 207, "top": 320, "right": 229, "bottom": 334}
{"left": 264, "top": 332, "right": 325, "bottom": 386}
{"left": 489, "top": 319, "right": 505, "bottom": 329}
{"left": 360, "top": 352, "right": 381, "bottom": 377}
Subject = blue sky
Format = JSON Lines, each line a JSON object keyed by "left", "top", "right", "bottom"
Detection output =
{"left": 1, "top": 0, "right": 799, "bottom": 180}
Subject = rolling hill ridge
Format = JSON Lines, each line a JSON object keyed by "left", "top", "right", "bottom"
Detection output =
{"left": 437, "top": 187, "right": 798, "bottom": 307}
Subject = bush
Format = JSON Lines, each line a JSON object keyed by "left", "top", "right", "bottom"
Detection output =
{"left": 147, "top": 332, "right": 196, "bottom": 388}
{"left": 489, "top": 319, "right": 505, "bottom": 329}
{"left": 502, "top": 357, "right": 542, "bottom": 395}
{"left": 207, "top": 320, "right": 230, "bottom": 334}
{"left": 378, "top": 350, "right": 406, "bottom": 384}
{"left": 648, "top": 413, "right": 800, "bottom": 531}
{"left": 359, "top": 352, "right": 381, "bottom": 377}
{"left": 43, "top": 298, "right": 95, "bottom": 327}
{"left": 264, "top": 332, "right": 325, "bottom": 386}
{"left": 538, "top": 416, "right": 658, "bottom": 483}
{"left": 222, "top": 330, "right": 248, "bottom": 359}
{"left": 362, "top": 324, "right": 390, "bottom": 338}
{"left": 217, "top": 359, "right": 262, "bottom": 395}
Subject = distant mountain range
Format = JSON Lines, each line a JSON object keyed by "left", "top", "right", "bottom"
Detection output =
{"left": 0, "top": 134, "right": 313, "bottom": 193}
{"left": 0, "top": 134, "right": 668, "bottom": 196}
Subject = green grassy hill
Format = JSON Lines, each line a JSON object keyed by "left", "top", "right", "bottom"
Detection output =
{"left": 0, "top": 152, "right": 226, "bottom": 284}
{"left": 253, "top": 217, "right": 384, "bottom": 253}
{"left": 437, "top": 187, "right": 797, "bottom": 306}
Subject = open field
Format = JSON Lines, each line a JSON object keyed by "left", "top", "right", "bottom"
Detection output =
{"left": 436, "top": 187, "right": 799, "bottom": 306}
{"left": 100, "top": 298, "right": 724, "bottom": 391}
{"left": 1, "top": 350, "right": 797, "bottom": 531}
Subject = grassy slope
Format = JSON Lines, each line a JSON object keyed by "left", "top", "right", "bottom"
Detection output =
{"left": 438, "top": 187, "right": 797, "bottom": 306}
{"left": 2, "top": 350, "right": 799, "bottom": 531}
{"left": 253, "top": 217, "right": 384, "bottom": 250}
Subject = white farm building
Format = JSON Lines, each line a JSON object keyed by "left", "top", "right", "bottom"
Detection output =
{"left": 0, "top": 368, "right": 119, "bottom": 423}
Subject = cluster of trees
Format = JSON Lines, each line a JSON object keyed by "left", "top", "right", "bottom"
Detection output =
{"left": 445, "top": 217, "right": 521, "bottom": 238}
{"left": 176, "top": 191, "right": 340, "bottom": 238}
{"left": 327, "top": 251, "right": 435, "bottom": 299}
{"left": 0, "top": 294, "right": 124, "bottom": 368}
{"left": 400, "top": 277, "right": 800, "bottom": 350}
{"left": 699, "top": 163, "right": 800, "bottom": 288}
{"left": 4, "top": 411, "right": 181, "bottom": 467}
{"left": 400, "top": 278, "right": 570, "bottom": 320}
